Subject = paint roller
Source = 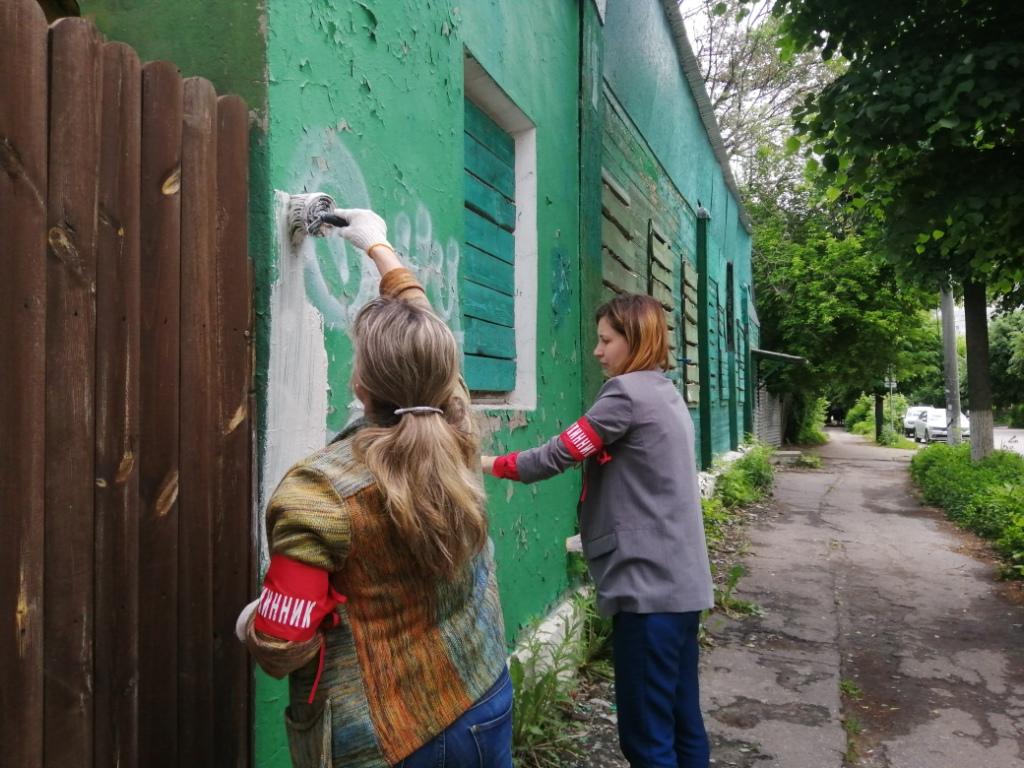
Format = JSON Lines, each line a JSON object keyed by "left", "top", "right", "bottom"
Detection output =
{"left": 287, "top": 192, "right": 349, "bottom": 248}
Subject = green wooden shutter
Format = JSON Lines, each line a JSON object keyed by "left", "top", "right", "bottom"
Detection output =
{"left": 682, "top": 259, "right": 700, "bottom": 404}
{"left": 463, "top": 100, "right": 516, "bottom": 393}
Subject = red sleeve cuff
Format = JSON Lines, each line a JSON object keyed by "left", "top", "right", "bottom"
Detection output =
{"left": 492, "top": 451, "right": 521, "bottom": 481}
{"left": 558, "top": 417, "right": 604, "bottom": 461}
{"left": 254, "top": 554, "right": 346, "bottom": 642}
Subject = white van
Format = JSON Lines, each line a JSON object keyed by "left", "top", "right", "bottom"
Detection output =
{"left": 914, "top": 408, "right": 971, "bottom": 443}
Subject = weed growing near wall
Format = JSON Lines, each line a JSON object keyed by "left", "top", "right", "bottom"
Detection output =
{"left": 911, "top": 443, "right": 1024, "bottom": 579}
{"left": 713, "top": 443, "right": 775, "bottom": 509}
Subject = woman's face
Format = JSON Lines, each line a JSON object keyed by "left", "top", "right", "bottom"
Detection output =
{"left": 594, "top": 317, "right": 630, "bottom": 377}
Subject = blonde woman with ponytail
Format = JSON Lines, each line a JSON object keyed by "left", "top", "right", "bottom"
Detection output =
{"left": 239, "top": 209, "right": 510, "bottom": 768}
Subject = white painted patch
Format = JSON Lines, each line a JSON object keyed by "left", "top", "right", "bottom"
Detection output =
{"left": 259, "top": 192, "right": 331, "bottom": 568}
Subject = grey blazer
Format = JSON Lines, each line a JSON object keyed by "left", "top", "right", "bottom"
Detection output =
{"left": 516, "top": 370, "right": 714, "bottom": 617}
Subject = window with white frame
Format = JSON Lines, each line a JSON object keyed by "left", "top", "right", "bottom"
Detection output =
{"left": 462, "top": 52, "right": 536, "bottom": 409}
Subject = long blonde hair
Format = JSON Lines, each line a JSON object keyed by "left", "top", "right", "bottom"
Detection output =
{"left": 351, "top": 296, "right": 488, "bottom": 579}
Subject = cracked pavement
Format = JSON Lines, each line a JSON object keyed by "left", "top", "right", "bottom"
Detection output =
{"left": 701, "top": 429, "right": 1024, "bottom": 768}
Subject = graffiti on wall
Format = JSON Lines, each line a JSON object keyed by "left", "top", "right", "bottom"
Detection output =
{"left": 259, "top": 124, "right": 464, "bottom": 565}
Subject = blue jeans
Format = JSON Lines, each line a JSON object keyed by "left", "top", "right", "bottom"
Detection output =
{"left": 613, "top": 611, "right": 709, "bottom": 768}
{"left": 397, "top": 667, "right": 513, "bottom": 768}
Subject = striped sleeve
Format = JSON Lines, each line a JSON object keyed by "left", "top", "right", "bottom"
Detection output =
{"left": 266, "top": 464, "right": 351, "bottom": 571}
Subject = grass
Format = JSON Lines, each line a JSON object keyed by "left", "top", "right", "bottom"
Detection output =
{"left": 840, "top": 678, "right": 863, "bottom": 700}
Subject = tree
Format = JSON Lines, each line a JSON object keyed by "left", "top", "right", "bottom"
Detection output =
{"left": 774, "top": 0, "right": 1024, "bottom": 458}
{"left": 989, "top": 312, "right": 1024, "bottom": 410}
{"left": 678, "top": 0, "right": 838, "bottom": 200}
{"left": 750, "top": 185, "right": 935, "bottom": 440}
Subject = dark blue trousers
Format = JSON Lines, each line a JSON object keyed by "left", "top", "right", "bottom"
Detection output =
{"left": 612, "top": 611, "right": 709, "bottom": 768}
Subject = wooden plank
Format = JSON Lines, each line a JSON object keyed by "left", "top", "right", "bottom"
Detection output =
{"left": 650, "top": 236, "right": 673, "bottom": 272}
{"left": 652, "top": 280, "right": 673, "bottom": 311}
{"left": 652, "top": 259, "right": 673, "bottom": 293}
{"left": 93, "top": 40, "right": 141, "bottom": 768}
{"left": 464, "top": 99, "right": 513, "bottom": 165}
{"left": 682, "top": 260, "right": 698, "bottom": 290}
{"left": 685, "top": 320, "right": 699, "bottom": 345}
{"left": 686, "top": 384, "right": 701, "bottom": 404}
{"left": 602, "top": 248, "right": 644, "bottom": 295}
{"left": 464, "top": 316, "right": 515, "bottom": 359}
{"left": 212, "top": 93, "right": 251, "bottom": 768}
{"left": 463, "top": 280, "right": 514, "bottom": 327}
{"left": 465, "top": 208, "right": 514, "bottom": 264}
{"left": 178, "top": 75, "right": 218, "bottom": 768}
{"left": 138, "top": 58, "right": 183, "bottom": 768}
{"left": 465, "top": 171, "right": 515, "bottom": 232}
{"left": 44, "top": 19, "right": 103, "bottom": 768}
{"left": 465, "top": 354, "right": 516, "bottom": 393}
{"left": 600, "top": 167, "right": 630, "bottom": 205}
{"left": 463, "top": 243, "right": 514, "bottom": 296}
{"left": 600, "top": 182, "right": 632, "bottom": 237}
{"left": 601, "top": 215, "right": 636, "bottom": 264}
{"left": 464, "top": 132, "right": 514, "bottom": 198}
{"left": 0, "top": 2, "right": 48, "bottom": 765}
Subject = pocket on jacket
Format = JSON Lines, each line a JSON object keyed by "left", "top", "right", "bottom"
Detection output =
{"left": 583, "top": 531, "right": 618, "bottom": 559}
{"left": 284, "top": 698, "right": 333, "bottom": 768}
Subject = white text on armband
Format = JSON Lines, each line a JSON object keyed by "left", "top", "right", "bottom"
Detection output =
{"left": 258, "top": 587, "right": 317, "bottom": 629}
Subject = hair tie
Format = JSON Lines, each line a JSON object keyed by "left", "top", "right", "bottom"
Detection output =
{"left": 393, "top": 406, "right": 443, "bottom": 416}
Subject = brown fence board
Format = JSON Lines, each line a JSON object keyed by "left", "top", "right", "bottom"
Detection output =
{"left": 138, "top": 59, "right": 184, "bottom": 768}
{"left": 212, "top": 94, "right": 253, "bottom": 768}
{"left": 94, "top": 40, "right": 142, "bottom": 768}
{"left": 179, "top": 76, "right": 219, "bottom": 768}
{"left": 0, "top": 2, "right": 49, "bottom": 765}
{"left": 44, "top": 18, "right": 104, "bottom": 768}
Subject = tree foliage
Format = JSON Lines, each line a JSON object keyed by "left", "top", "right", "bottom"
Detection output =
{"left": 775, "top": 0, "right": 1024, "bottom": 303}
{"left": 749, "top": 178, "right": 935, "bottom": 416}
{"left": 989, "top": 312, "right": 1024, "bottom": 409}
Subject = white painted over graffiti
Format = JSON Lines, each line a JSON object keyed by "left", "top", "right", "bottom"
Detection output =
{"left": 259, "top": 126, "right": 464, "bottom": 567}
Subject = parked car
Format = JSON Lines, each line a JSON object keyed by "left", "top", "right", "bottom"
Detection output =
{"left": 902, "top": 406, "right": 930, "bottom": 437}
{"left": 914, "top": 408, "right": 971, "bottom": 442}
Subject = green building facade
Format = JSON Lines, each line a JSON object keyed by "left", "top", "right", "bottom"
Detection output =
{"left": 79, "top": 0, "right": 756, "bottom": 763}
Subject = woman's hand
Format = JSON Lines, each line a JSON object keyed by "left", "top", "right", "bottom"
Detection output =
{"left": 333, "top": 208, "right": 388, "bottom": 253}
{"left": 480, "top": 455, "right": 497, "bottom": 476}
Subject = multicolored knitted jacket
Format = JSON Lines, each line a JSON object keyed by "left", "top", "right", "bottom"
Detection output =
{"left": 247, "top": 269, "right": 507, "bottom": 767}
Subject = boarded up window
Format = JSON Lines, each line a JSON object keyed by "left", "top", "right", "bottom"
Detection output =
{"left": 648, "top": 222, "right": 678, "bottom": 383}
{"left": 681, "top": 259, "right": 700, "bottom": 404}
{"left": 463, "top": 99, "right": 516, "bottom": 393}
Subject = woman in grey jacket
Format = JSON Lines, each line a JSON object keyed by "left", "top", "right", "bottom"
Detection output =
{"left": 483, "top": 293, "right": 713, "bottom": 768}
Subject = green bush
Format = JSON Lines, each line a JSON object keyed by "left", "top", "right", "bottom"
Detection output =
{"left": 962, "top": 483, "right": 1024, "bottom": 538}
{"left": 996, "top": 515, "right": 1024, "bottom": 579}
{"left": 795, "top": 395, "right": 829, "bottom": 445}
{"left": 714, "top": 442, "right": 774, "bottom": 509}
{"left": 701, "top": 497, "right": 733, "bottom": 547}
{"left": 851, "top": 420, "right": 874, "bottom": 436}
{"left": 1007, "top": 404, "right": 1024, "bottom": 429}
{"left": 911, "top": 443, "right": 1024, "bottom": 578}
{"left": 845, "top": 394, "right": 873, "bottom": 431}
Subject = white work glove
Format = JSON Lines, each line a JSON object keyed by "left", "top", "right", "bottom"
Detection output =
{"left": 235, "top": 598, "right": 259, "bottom": 643}
{"left": 334, "top": 208, "right": 390, "bottom": 253}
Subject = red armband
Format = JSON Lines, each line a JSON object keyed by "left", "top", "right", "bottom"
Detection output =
{"left": 254, "top": 554, "right": 346, "bottom": 642}
{"left": 492, "top": 451, "right": 521, "bottom": 481}
{"left": 559, "top": 417, "right": 604, "bottom": 461}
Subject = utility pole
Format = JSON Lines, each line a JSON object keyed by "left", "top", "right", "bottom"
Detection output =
{"left": 940, "top": 284, "right": 962, "bottom": 445}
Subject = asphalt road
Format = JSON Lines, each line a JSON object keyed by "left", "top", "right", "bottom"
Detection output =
{"left": 701, "top": 428, "right": 1024, "bottom": 768}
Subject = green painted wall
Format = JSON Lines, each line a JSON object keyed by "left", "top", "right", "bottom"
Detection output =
{"left": 255, "top": 1, "right": 582, "bottom": 764}
{"left": 80, "top": 0, "right": 267, "bottom": 111}
{"left": 602, "top": 0, "right": 754, "bottom": 459}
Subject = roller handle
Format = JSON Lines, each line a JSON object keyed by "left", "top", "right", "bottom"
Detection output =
{"left": 319, "top": 213, "right": 348, "bottom": 228}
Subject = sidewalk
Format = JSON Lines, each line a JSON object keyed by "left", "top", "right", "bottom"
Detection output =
{"left": 701, "top": 429, "right": 1024, "bottom": 768}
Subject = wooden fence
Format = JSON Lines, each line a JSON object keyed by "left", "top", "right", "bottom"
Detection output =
{"left": 1, "top": 2, "right": 254, "bottom": 766}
